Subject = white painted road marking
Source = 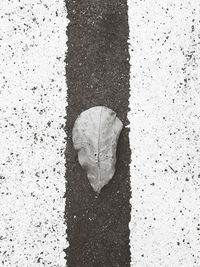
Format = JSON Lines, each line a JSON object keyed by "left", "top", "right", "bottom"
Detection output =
{"left": 0, "top": 1, "right": 68, "bottom": 266}
{"left": 128, "top": 0, "right": 200, "bottom": 266}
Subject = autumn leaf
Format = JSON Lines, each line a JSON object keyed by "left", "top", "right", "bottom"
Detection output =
{"left": 72, "top": 106, "right": 123, "bottom": 194}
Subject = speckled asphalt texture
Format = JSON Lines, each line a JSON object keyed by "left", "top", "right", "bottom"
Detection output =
{"left": 65, "top": 1, "right": 131, "bottom": 266}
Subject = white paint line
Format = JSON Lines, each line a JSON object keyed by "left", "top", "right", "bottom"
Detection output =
{"left": 0, "top": 1, "right": 68, "bottom": 266}
{"left": 128, "top": 1, "right": 200, "bottom": 266}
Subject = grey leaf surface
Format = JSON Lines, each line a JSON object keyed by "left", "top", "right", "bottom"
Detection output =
{"left": 72, "top": 106, "right": 123, "bottom": 194}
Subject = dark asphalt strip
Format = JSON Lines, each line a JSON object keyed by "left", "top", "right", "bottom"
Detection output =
{"left": 65, "top": 1, "right": 131, "bottom": 266}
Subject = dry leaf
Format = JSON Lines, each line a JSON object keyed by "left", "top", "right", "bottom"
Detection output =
{"left": 72, "top": 106, "right": 123, "bottom": 193}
